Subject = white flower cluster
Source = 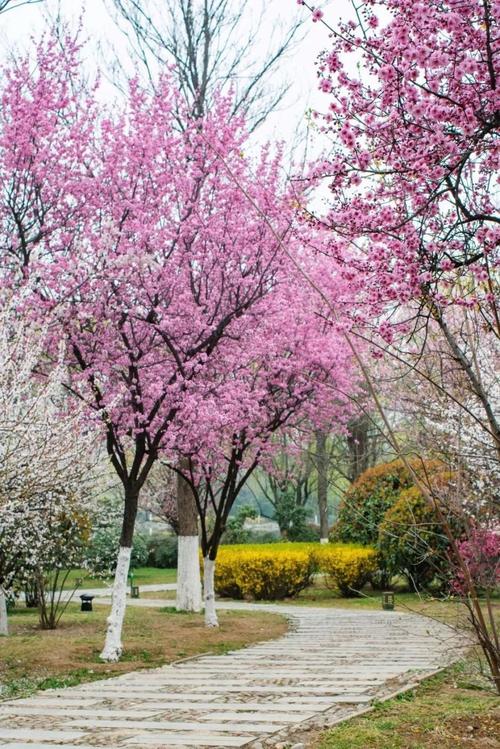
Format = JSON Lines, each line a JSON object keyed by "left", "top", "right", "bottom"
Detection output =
{"left": 0, "top": 296, "right": 98, "bottom": 596}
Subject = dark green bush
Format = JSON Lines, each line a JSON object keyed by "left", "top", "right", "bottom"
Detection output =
{"left": 221, "top": 505, "right": 258, "bottom": 545}
{"left": 331, "top": 460, "right": 418, "bottom": 545}
{"left": 146, "top": 533, "right": 178, "bottom": 568}
{"left": 331, "top": 459, "right": 445, "bottom": 588}
{"left": 84, "top": 498, "right": 149, "bottom": 575}
{"left": 287, "top": 523, "right": 320, "bottom": 542}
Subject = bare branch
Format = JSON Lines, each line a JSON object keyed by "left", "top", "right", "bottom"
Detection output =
{"left": 107, "top": 0, "right": 304, "bottom": 129}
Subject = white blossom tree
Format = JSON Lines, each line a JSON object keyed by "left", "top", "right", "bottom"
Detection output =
{"left": 0, "top": 296, "right": 99, "bottom": 635}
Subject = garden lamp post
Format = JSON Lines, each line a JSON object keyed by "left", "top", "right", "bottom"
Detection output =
{"left": 382, "top": 591, "right": 395, "bottom": 611}
{"left": 129, "top": 571, "right": 140, "bottom": 599}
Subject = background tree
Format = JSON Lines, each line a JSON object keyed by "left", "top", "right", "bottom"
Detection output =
{"left": 140, "top": 461, "right": 179, "bottom": 534}
{"left": 345, "top": 412, "right": 382, "bottom": 483}
{"left": 252, "top": 417, "right": 377, "bottom": 538}
{"left": 108, "top": 0, "right": 302, "bottom": 128}
{"left": 298, "top": 0, "right": 500, "bottom": 690}
{"left": 315, "top": 429, "right": 329, "bottom": 542}
{"left": 253, "top": 431, "right": 315, "bottom": 538}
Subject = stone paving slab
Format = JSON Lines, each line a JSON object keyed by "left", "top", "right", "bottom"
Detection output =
{"left": 0, "top": 745, "right": 125, "bottom": 749}
{"left": 0, "top": 600, "right": 463, "bottom": 748}
{"left": 0, "top": 729, "right": 85, "bottom": 741}
{"left": 0, "top": 708, "right": 170, "bottom": 719}
{"left": 12, "top": 698, "right": 103, "bottom": 708}
{"left": 8, "top": 699, "right": 330, "bottom": 712}
{"left": 180, "top": 712, "right": 311, "bottom": 724}
{"left": 79, "top": 682, "right": 374, "bottom": 693}
{"left": 125, "top": 736, "right": 251, "bottom": 747}
{"left": 66, "top": 719, "right": 286, "bottom": 733}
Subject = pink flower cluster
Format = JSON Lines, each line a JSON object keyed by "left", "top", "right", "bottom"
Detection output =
{"left": 452, "top": 529, "right": 500, "bottom": 595}
{"left": 298, "top": 0, "right": 499, "bottom": 345}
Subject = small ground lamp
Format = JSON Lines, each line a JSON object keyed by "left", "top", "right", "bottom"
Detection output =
{"left": 382, "top": 591, "right": 395, "bottom": 611}
{"left": 80, "top": 594, "right": 94, "bottom": 612}
{"left": 129, "top": 571, "right": 140, "bottom": 599}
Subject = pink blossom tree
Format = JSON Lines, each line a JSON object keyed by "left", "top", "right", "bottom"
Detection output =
{"left": 169, "top": 263, "right": 356, "bottom": 626}
{"left": 0, "top": 34, "right": 315, "bottom": 660}
{"left": 300, "top": 0, "right": 499, "bottom": 452}
{"left": 110, "top": 0, "right": 303, "bottom": 616}
{"left": 453, "top": 528, "right": 500, "bottom": 597}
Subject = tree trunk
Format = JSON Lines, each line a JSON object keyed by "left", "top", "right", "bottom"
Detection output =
{"left": 176, "top": 462, "right": 202, "bottom": 612}
{"left": 347, "top": 414, "right": 371, "bottom": 483}
{"left": 0, "top": 588, "right": 8, "bottom": 636}
{"left": 99, "top": 546, "right": 132, "bottom": 662}
{"left": 316, "top": 430, "right": 329, "bottom": 543}
{"left": 24, "top": 579, "right": 41, "bottom": 608}
{"left": 99, "top": 487, "right": 138, "bottom": 662}
{"left": 203, "top": 556, "right": 218, "bottom": 628}
{"left": 177, "top": 536, "right": 202, "bottom": 612}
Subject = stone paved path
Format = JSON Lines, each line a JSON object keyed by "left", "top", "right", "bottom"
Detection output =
{"left": 58, "top": 584, "right": 178, "bottom": 603}
{"left": 19, "top": 585, "right": 177, "bottom": 608}
{"left": 0, "top": 600, "right": 463, "bottom": 749}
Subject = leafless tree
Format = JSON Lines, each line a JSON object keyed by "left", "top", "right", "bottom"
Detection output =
{"left": 252, "top": 431, "right": 314, "bottom": 535}
{"left": 107, "top": 0, "right": 303, "bottom": 129}
{"left": 0, "top": 0, "right": 45, "bottom": 12}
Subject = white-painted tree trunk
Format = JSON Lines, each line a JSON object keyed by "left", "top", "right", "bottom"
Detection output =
{"left": 176, "top": 535, "right": 202, "bottom": 612}
{"left": 320, "top": 537, "right": 329, "bottom": 544}
{"left": 99, "top": 546, "right": 131, "bottom": 662}
{"left": 203, "top": 556, "right": 218, "bottom": 628}
{"left": 0, "top": 588, "right": 8, "bottom": 636}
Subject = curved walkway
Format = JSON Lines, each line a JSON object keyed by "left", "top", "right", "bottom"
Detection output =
{"left": 0, "top": 598, "right": 463, "bottom": 749}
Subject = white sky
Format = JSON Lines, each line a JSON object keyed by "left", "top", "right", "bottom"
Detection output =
{"left": 0, "top": 0, "right": 354, "bottom": 151}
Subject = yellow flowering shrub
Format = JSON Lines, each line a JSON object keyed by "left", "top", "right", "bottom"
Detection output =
{"left": 213, "top": 542, "right": 378, "bottom": 600}
{"left": 317, "top": 544, "right": 378, "bottom": 597}
{"left": 214, "top": 544, "right": 316, "bottom": 600}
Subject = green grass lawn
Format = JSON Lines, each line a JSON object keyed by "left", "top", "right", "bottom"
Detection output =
{"left": 0, "top": 602, "right": 286, "bottom": 700}
{"left": 315, "top": 663, "right": 500, "bottom": 749}
{"left": 63, "top": 566, "right": 177, "bottom": 590}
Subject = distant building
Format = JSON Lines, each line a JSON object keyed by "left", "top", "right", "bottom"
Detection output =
{"left": 243, "top": 516, "right": 280, "bottom": 536}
